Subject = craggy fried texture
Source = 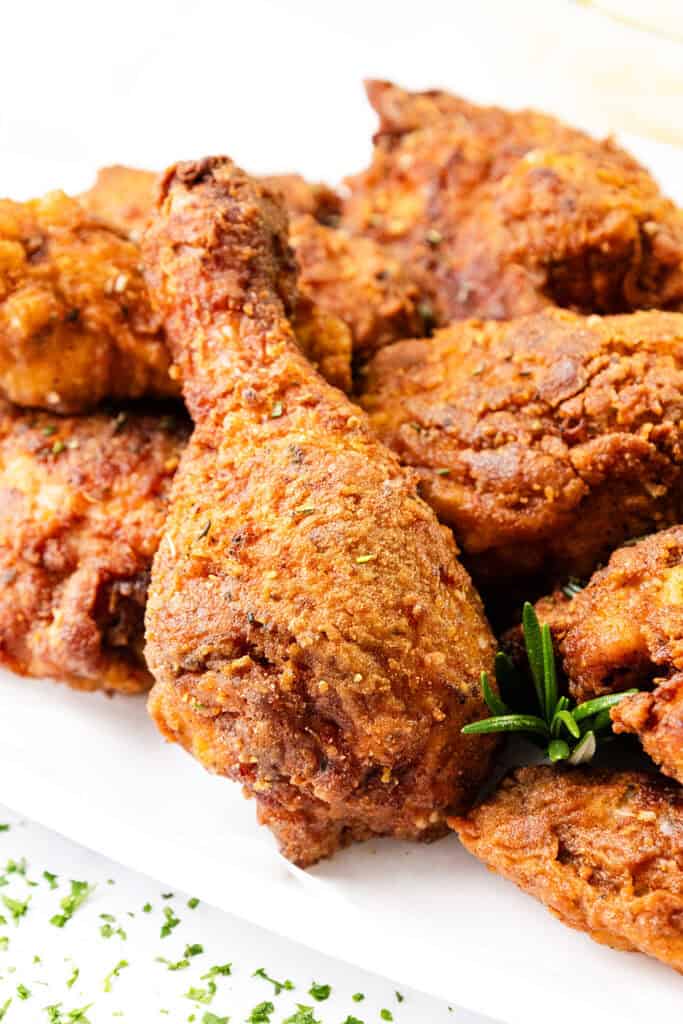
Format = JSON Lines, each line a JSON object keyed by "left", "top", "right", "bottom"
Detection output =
{"left": 361, "top": 309, "right": 683, "bottom": 589}
{"left": 344, "top": 81, "right": 683, "bottom": 323}
{"left": 521, "top": 526, "right": 683, "bottom": 785}
{"left": 82, "top": 168, "right": 342, "bottom": 238}
{"left": 290, "top": 214, "right": 423, "bottom": 361}
{"left": 0, "top": 191, "right": 176, "bottom": 412}
{"left": 82, "top": 165, "right": 417, "bottom": 367}
{"left": 259, "top": 173, "right": 342, "bottom": 225}
{"left": 0, "top": 399, "right": 188, "bottom": 693}
{"left": 142, "top": 157, "right": 496, "bottom": 867}
{"left": 80, "top": 165, "right": 158, "bottom": 240}
{"left": 451, "top": 766, "right": 683, "bottom": 972}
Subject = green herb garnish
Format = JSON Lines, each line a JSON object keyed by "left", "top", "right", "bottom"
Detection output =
{"left": 43, "top": 870, "right": 58, "bottom": 890}
{"left": 201, "top": 963, "right": 231, "bottom": 979}
{"left": 2, "top": 893, "right": 29, "bottom": 923}
{"left": 50, "top": 881, "right": 93, "bottom": 927}
{"left": 247, "top": 1003, "right": 274, "bottom": 1023}
{"left": 103, "top": 959, "right": 128, "bottom": 992}
{"left": 380, "top": 1012, "right": 394, "bottom": 1022}
{"left": 462, "top": 602, "right": 637, "bottom": 763}
{"left": 253, "top": 966, "right": 293, "bottom": 995}
{"left": 66, "top": 966, "right": 79, "bottom": 989}
{"left": 0, "top": 936, "right": 8, "bottom": 951}
{"left": 352, "top": 994, "right": 365, "bottom": 1003}
{"left": 185, "top": 981, "right": 216, "bottom": 1005}
{"left": 0, "top": 825, "right": 9, "bottom": 832}
{"left": 160, "top": 906, "right": 180, "bottom": 938}
{"left": 188, "top": 897, "right": 200, "bottom": 909}
{"left": 17, "top": 983, "right": 30, "bottom": 1000}
{"left": 308, "top": 982, "right": 330, "bottom": 1001}
{"left": 283, "top": 1008, "right": 320, "bottom": 1024}
{"left": 202, "top": 1014, "right": 229, "bottom": 1024}
{"left": 0, "top": 1000, "right": 10, "bottom": 1021}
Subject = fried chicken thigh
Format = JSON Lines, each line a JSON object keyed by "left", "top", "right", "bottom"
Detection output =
{"left": 451, "top": 766, "right": 683, "bottom": 973}
{"left": 0, "top": 399, "right": 188, "bottom": 693}
{"left": 141, "top": 157, "right": 496, "bottom": 866}
{"left": 0, "top": 191, "right": 176, "bottom": 413}
{"left": 344, "top": 81, "right": 683, "bottom": 323}
{"left": 361, "top": 309, "right": 683, "bottom": 590}
{"left": 524, "top": 526, "right": 683, "bottom": 785}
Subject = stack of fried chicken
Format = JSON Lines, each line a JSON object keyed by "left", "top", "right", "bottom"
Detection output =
{"left": 1, "top": 82, "right": 682, "bottom": 971}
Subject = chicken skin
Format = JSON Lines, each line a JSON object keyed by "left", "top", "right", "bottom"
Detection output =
{"left": 361, "top": 309, "right": 683, "bottom": 590}
{"left": 344, "top": 81, "right": 683, "bottom": 324}
{"left": 141, "top": 157, "right": 496, "bottom": 866}
{"left": 0, "top": 399, "right": 188, "bottom": 693}
{"left": 524, "top": 526, "right": 683, "bottom": 785}
{"left": 451, "top": 766, "right": 683, "bottom": 974}
{"left": 82, "top": 164, "right": 421, "bottom": 365}
{"left": 81, "top": 167, "right": 343, "bottom": 239}
{"left": 0, "top": 190, "right": 176, "bottom": 413}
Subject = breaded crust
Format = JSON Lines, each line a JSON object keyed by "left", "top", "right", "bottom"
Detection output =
{"left": 142, "top": 156, "right": 496, "bottom": 866}
{"left": 344, "top": 81, "right": 683, "bottom": 323}
{"left": 0, "top": 400, "right": 188, "bottom": 693}
{"left": 0, "top": 190, "right": 176, "bottom": 412}
{"left": 361, "top": 309, "right": 683, "bottom": 588}
{"left": 451, "top": 765, "right": 683, "bottom": 973}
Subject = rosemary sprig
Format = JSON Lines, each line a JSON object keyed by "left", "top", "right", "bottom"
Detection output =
{"left": 462, "top": 602, "right": 637, "bottom": 764}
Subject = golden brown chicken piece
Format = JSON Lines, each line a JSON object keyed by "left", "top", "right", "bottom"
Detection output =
{"left": 82, "top": 164, "right": 420, "bottom": 366}
{"left": 0, "top": 399, "right": 188, "bottom": 693}
{"left": 81, "top": 167, "right": 342, "bottom": 238}
{"left": 289, "top": 214, "right": 422, "bottom": 361}
{"left": 142, "top": 157, "right": 496, "bottom": 866}
{"left": 521, "top": 526, "right": 683, "bottom": 785}
{"left": 0, "top": 190, "right": 176, "bottom": 413}
{"left": 361, "top": 308, "right": 683, "bottom": 590}
{"left": 344, "top": 81, "right": 683, "bottom": 323}
{"left": 451, "top": 765, "right": 683, "bottom": 973}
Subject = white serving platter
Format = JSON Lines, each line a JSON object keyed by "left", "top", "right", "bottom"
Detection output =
{"left": 2, "top": 136, "right": 683, "bottom": 1024}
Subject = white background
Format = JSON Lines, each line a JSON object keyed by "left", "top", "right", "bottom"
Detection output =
{"left": 2, "top": 2, "right": 683, "bottom": 1022}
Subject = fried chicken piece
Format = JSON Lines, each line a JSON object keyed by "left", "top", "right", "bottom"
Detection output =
{"left": 259, "top": 173, "right": 342, "bottom": 225}
{"left": 82, "top": 164, "right": 418, "bottom": 366}
{"left": 520, "top": 526, "right": 683, "bottom": 784}
{"left": 451, "top": 765, "right": 683, "bottom": 973}
{"left": 361, "top": 308, "right": 683, "bottom": 589}
{"left": 289, "top": 214, "right": 422, "bottom": 361}
{"left": 344, "top": 81, "right": 683, "bottom": 323}
{"left": 0, "top": 399, "right": 188, "bottom": 693}
{"left": 81, "top": 168, "right": 342, "bottom": 238}
{"left": 0, "top": 190, "right": 176, "bottom": 413}
{"left": 142, "top": 156, "right": 496, "bottom": 866}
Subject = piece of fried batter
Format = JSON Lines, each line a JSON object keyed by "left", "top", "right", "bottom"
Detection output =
{"left": 523, "top": 526, "right": 683, "bottom": 785}
{"left": 81, "top": 167, "right": 343, "bottom": 237}
{"left": 0, "top": 190, "right": 176, "bottom": 412}
{"left": 451, "top": 766, "right": 683, "bottom": 973}
{"left": 343, "top": 81, "right": 683, "bottom": 323}
{"left": 361, "top": 308, "right": 683, "bottom": 589}
{"left": 0, "top": 399, "right": 188, "bottom": 693}
{"left": 83, "top": 164, "right": 420, "bottom": 365}
{"left": 142, "top": 157, "right": 496, "bottom": 866}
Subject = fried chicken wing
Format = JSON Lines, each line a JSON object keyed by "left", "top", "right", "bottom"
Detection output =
{"left": 451, "top": 766, "right": 683, "bottom": 973}
{"left": 344, "top": 81, "right": 683, "bottom": 323}
{"left": 259, "top": 173, "right": 342, "bottom": 225}
{"left": 522, "top": 526, "right": 683, "bottom": 784}
{"left": 0, "top": 399, "right": 188, "bottom": 693}
{"left": 141, "top": 157, "right": 496, "bottom": 866}
{"left": 0, "top": 190, "right": 176, "bottom": 412}
{"left": 361, "top": 309, "right": 683, "bottom": 590}
{"left": 79, "top": 165, "right": 159, "bottom": 240}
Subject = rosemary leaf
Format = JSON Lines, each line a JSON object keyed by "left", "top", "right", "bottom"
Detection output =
{"left": 522, "top": 603, "right": 545, "bottom": 715}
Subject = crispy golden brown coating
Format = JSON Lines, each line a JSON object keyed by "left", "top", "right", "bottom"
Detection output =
{"left": 259, "top": 173, "right": 342, "bottom": 225}
{"left": 451, "top": 765, "right": 683, "bottom": 973}
{"left": 142, "top": 156, "right": 496, "bottom": 866}
{"left": 344, "top": 81, "right": 683, "bottom": 323}
{"left": 79, "top": 165, "right": 159, "bottom": 240}
{"left": 0, "top": 399, "right": 188, "bottom": 693}
{"left": 0, "top": 190, "right": 176, "bottom": 413}
{"left": 82, "top": 164, "right": 417, "bottom": 366}
{"left": 289, "top": 214, "right": 423, "bottom": 361}
{"left": 361, "top": 309, "right": 683, "bottom": 589}
{"left": 524, "top": 526, "right": 683, "bottom": 784}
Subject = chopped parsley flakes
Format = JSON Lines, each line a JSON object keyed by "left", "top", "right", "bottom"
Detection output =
{"left": 43, "top": 870, "right": 58, "bottom": 889}
{"left": 202, "top": 1015, "right": 229, "bottom": 1024}
{"left": 160, "top": 905, "right": 180, "bottom": 938}
{"left": 0, "top": 999, "right": 10, "bottom": 1020}
{"left": 50, "top": 880, "right": 93, "bottom": 927}
{"left": 247, "top": 1002, "right": 274, "bottom": 1023}
{"left": 283, "top": 1007, "right": 320, "bottom": 1024}
{"left": 308, "top": 982, "right": 330, "bottom": 1001}
{"left": 253, "top": 966, "right": 292, "bottom": 994}
{"left": 103, "top": 959, "right": 128, "bottom": 992}
{"left": 16, "top": 983, "right": 30, "bottom": 1000}
{"left": 185, "top": 981, "right": 216, "bottom": 1005}
{"left": 380, "top": 1011, "right": 394, "bottom": 1021}
{"left": 188, "top": 897, "right": 200, "bottom": 909}
{"left": 2, "top": 893, "right": 30, "bottom": 922}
